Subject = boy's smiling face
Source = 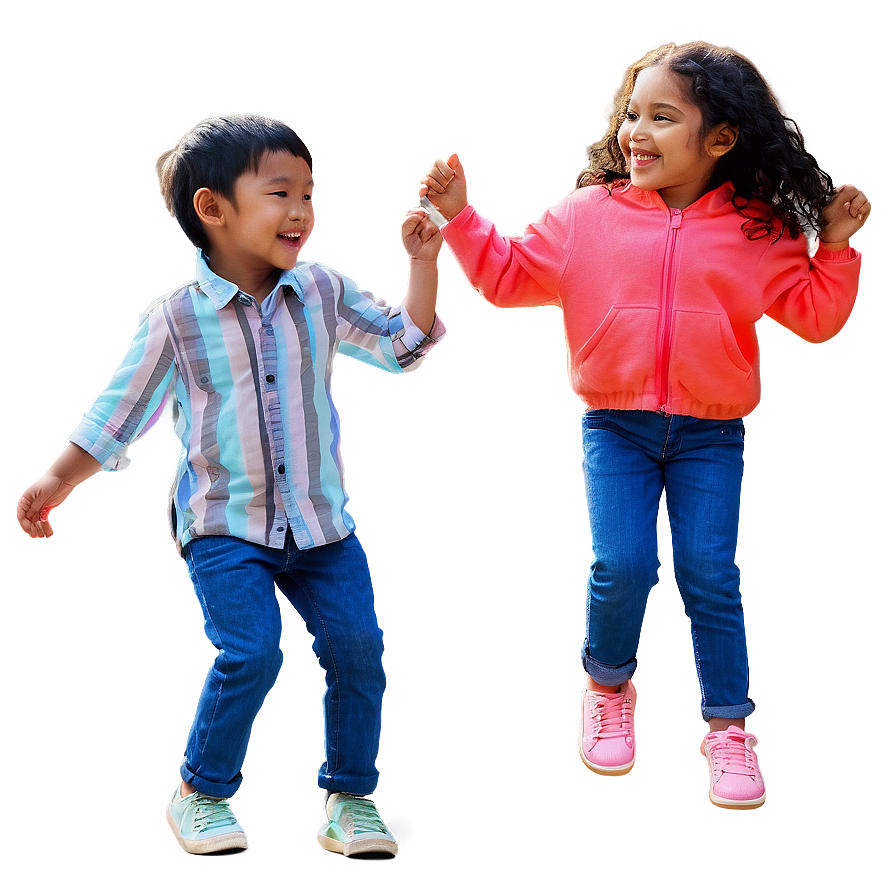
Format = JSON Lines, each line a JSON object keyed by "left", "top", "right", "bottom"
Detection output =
{"left": 201, "top": 150, "right": 314, "bottom": 298}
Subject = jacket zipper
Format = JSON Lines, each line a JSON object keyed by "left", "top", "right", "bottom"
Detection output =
{"left": 656, "top": 207, "right": 682, "bottom": 413}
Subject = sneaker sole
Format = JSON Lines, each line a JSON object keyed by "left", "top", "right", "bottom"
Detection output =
{"left": 578, "top": 715, "right": 635, "bottom": 776}
{"left": 317, "top": 831, "right": 398, "bottom": 857}
{"left": 707, "top": 791, "right": 766, "bottom": 810}
{"left": 166, "top": 805, "right": 248, "bottom": 854}
{"left": 701, "top": 746, "right": 766, "bottom": 810}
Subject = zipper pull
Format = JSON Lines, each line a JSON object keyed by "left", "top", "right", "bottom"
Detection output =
{"left": 670, "top": 208, "right": 682, "bottom": 229}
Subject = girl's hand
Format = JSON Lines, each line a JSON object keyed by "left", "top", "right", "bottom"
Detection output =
{"left": 820, "top": 184, "right": 871, "bottom": 247}
{"left": 402, "top": 207, "right": 443, "bottom": 261}
{"left": 420, "top": 154, "right": 468, "bottom": 221}
{"left": 17, "top": 474, "right": 75, "bottom": 538}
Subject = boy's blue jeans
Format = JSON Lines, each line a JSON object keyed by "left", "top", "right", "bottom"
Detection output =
{"left": 181, "top": 531, "right": 385, "bottom": 799}
{"left": 581, "top": 409, "right": 755, "bottom": 722}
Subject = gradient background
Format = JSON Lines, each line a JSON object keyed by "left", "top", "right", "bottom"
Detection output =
{"left": 2, "top": 1, "right": 889, "bottom": 892}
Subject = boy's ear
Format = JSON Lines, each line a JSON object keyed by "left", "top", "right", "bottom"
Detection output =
{"left": 708, "top": 124, "right": 739, "bottom": 158}
{"left": 193, "top": 187, "right": 226, "bottom": 229}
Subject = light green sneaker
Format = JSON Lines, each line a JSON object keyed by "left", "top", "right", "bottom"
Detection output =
{"left": 317, "top": 792, "right": 398, "bottom": 857}
{"left": 166, "top": 786, "right": 248, "bottom": 854}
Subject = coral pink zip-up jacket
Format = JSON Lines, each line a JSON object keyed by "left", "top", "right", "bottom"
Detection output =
{"left": 442, "top": 181, "right": 861, "bottom": 419}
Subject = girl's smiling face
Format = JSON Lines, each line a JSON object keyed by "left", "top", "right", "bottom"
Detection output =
{"left": 618, "top": 64, "right": 737, "bottom": 209}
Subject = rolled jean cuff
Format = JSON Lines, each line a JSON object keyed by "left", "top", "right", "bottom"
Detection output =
{"left": 318, "top": 768, "right": 379, "bottom": 796}
{"left": 582, "top": 649, "right": 637, "bottom": 687}
{"left": 180, "top": 760, "right": 242, "bottom": 800}
{"left": 701, "top": 698, "right": 756, "bottom": 723}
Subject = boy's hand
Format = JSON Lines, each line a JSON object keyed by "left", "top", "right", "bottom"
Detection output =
{"left": 402, "top": 207, "right": 442, "bottom": 262}
{"left": 17, "top": 474, "right": 75, "bottom": 538}
{"left": 820, "top": 184, "right": 870, "bottom": 248}
{"left": 16, "top": 444, "right": 100, "bottom": 538}
{"left": 420, "top": 154, "right": 468, "bottom": 222}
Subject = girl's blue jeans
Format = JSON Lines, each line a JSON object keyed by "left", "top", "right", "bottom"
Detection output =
{"left": 181, "top": 531, "right": 385, "bottom": 799}
{"left": 582, "top": 409, "right": 755, "bottom": 721}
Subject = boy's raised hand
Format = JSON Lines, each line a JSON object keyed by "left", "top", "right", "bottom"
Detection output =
{"left": 820, "top": 184, "right": 871, "bottom": 247}
{"left": 402, "top": 207, "right": 442, "bottom": 262}
{"left": 420, "top": 154, "right": 467, "bottom": 222}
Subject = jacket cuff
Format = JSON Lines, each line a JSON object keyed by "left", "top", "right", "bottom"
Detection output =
{"left": 441, "top": 204, "right": 476, "bottom": 233}
{"left": 814, "top": 244, "right": 860, "bottom": 262}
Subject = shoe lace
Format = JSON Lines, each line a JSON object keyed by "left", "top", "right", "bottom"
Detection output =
{"left": 340, "top": 798, "right": 390, "bottom": 835}
{"left": 587, "top": 691, "right": 634, "bottom": 741}
{"left": 190, "top": 794, "right": 239, "bottom": 833}
{"left": 705, "top": 730, "right": 759, "bottom": 777}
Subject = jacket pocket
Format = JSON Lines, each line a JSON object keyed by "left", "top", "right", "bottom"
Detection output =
{"left": 572, "top": 305, "right": 659, "bottom": 396}
{"left": 667, "top": 310, "right": 754, "bottom": 406}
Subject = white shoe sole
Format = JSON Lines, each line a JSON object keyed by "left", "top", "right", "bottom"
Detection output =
{"left": 317, "top": 830, "right": 398, "bottom": 857}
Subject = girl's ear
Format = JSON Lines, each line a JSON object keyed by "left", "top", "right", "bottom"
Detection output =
{"left": 193, "top": 187, "right": 226, "bottom": 229}
{"left": 708, "top": 124, "right": 739, "bottom": 158}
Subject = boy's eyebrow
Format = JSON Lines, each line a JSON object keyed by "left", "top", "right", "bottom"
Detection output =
{"left": 261, "top": 175, "right": 314, "bottom": 188}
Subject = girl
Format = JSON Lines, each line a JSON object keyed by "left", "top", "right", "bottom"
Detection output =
{"left": 421, "top": 41, "right": 868, "bottom": 809}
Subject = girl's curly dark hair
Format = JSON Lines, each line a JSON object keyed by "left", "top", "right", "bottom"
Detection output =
{"left": 576, "top": 42, "right": 834, "bottom": 240}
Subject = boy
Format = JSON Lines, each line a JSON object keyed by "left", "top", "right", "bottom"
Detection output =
{"left": 17, "top": 114, "right": 444, "bottom": 857}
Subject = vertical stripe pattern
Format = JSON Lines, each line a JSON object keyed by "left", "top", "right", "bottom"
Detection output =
{"left": 69, "top": 252, "right": 445, "bottom": 553}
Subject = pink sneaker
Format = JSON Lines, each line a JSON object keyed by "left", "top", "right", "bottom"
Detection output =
{"left": 700, "top": 726, "right": 766, "bottom": 809}
{"left": 579, "top": 680, "right": 636, "bottom": 775}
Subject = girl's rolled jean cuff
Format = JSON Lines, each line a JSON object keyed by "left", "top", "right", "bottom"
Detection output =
{"left": 701, "top": 698, "right": 756, "bottom": 723}
{"left": 582, "top": 648, "right": 637, "bottom": 687}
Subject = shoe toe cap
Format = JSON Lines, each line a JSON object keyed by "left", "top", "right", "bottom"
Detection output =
{"left": 583, "top": 738, "right": 635, "bottom": 770}
{"left": 713, "top": 771, "right": 765, "bottom": 803}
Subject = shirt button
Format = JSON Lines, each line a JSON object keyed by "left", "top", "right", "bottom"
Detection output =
{"left": 266, "top": 374, "right": 275, "bottom": 383}
{"left": 278, "top": 465, "right": 285, "bottom": 474}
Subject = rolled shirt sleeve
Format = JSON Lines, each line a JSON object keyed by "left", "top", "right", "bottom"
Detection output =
{"left": 334, "top": 271, "right": 445, "bottom": 371}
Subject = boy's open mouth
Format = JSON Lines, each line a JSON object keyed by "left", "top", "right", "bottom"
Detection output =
{"left": 278, "top": 231, "right": 304, "bottom": 248}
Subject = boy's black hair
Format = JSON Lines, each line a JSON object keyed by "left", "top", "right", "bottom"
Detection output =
{"left": 157, "top": 114, "right": 313, "bottom": 251}
{"left": 577, "top": 42, "right": 835, "bottom": 240}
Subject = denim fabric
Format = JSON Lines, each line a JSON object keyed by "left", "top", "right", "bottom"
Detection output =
{"left": 581, "top": 409, "right": 755, "bottom": 721}
{"left": 181, "top": 531, "right": 385, "bottom": 798}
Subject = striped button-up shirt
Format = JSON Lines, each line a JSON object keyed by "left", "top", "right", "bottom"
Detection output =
{"left": 70, "top": 252, "right": 444, "bottom": 553}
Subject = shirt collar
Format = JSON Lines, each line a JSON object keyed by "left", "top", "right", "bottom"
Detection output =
{"left": 194, "top": 250, "right": 304, "bottom": 310}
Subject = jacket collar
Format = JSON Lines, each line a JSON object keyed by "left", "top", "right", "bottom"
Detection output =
{"left": 613, "top": 180, "right": 736, "bottom": 215}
